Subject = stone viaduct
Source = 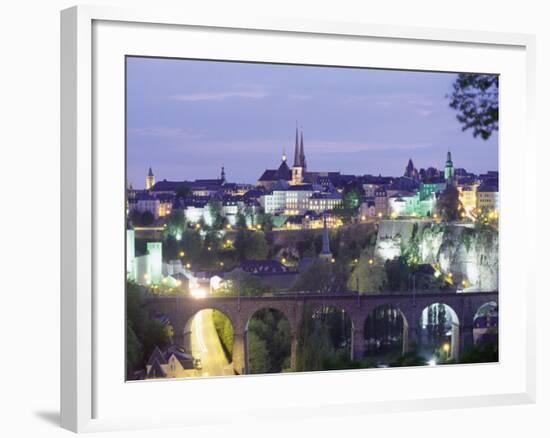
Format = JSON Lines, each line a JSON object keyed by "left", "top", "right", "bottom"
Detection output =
{"left": 145, "top": 290, "right": 498, "bottom": 374}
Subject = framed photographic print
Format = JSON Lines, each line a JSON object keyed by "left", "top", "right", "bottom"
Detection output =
{"left": 61, "top": 5, "right": 536, "bottom": 433}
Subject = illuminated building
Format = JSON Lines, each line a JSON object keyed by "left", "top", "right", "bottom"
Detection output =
{"left": 444, "top": 151, "right": 455, "bottom": 186}
{"left": 306, "top": 192, "right": 342, "bottom": 213}
{"left": 476, "top": 181, "right": 499, "bottom": 211}
{"left": 458, "top": 183, "right": 479, "bottom": 216}
{"left": 291, "top": 127, "right": 307, "bottom": 185}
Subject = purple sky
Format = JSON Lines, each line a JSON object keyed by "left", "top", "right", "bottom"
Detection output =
{"left": 126, "top": 57, "right": 498, "bottom": 188}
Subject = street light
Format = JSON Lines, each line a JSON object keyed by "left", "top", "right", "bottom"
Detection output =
{"left": 442, "top": 342, "right": 450, "bottom": 360}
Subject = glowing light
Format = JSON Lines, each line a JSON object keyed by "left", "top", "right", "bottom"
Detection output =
{"left": 195, "top": 223, "right": 201, "bottom": 229}
{"left": 179, "top": 251, "right": 185, "bottom": 257}
{"left": 282, "top": 258, "right": 287, "bottom": 264}
{"left": 331, "top": 258, "right": 336, "bottom": 263}
{"left": 361, "top": 216, "right": 366, "bottom": 221}
{"left": 368, "top": 259, "right": 374, "bottom": 265}
{"left": 186, "top": 263, "right": 191, "bottom": 269}
{"left": 428, "top": 358, "right": 437, "bottom": 366}
{"left": 443, "top": 343, "right": 450, "bottom": 353}
{"left": 176, "top": 233, "right": 182, "bottom": 241}
{"left": 377, "top": 212, "right": 382, "bottom": 218}
{"left": 219, "top": 261, "right": 224, "bottom": 267}
{"left": 226, "top": 224, "right": 232, "bottom": 230}
{"left": 190, "top": 287, "right": 207, "bottom": 299}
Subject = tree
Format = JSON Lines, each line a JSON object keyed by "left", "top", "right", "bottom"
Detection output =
{"left": 347, "top": 254, "right": 387, "bottom": 293}
{"left": 233, "top": 230, "right": 269, "bottom": 261}
{"left": 294, "top": 259, "right": 348, "bottom": 294}
{"left": 436, "top": 186, "right": 464, "bottom": 222}
{"left": 175, "top": 183, "right": 192, "bottom": 198}
{"left": 140, "top": 210, "right": 155, "bottom": 226}
{"left": 126, "top": 281, "right": 172, "bottom": 379}
{"left": 448, "top": 73, "right": 499, "bottom": 140}
{"left": 126, "top": 321, "right": 143, "bottom": 378}
{"left": 247, "top": 332, "right": 271, "bottom": 374}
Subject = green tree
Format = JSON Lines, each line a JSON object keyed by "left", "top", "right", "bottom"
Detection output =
{"left": 126, "top": 321, "right": 143, "bottom": 378}
{"left": 175, "top": 183, "right": 192, "bottom": 198}
{"left": 233, "top": 230, "right": 269, "bottom": 261}
{"left": 294, "top": 259, "right": 348, "bottom": 294}
{"left": 436, "top": 185, "right": 464, "bottom": 222}
{"left": 140, "top": 210, "right": 155, "bottom": 226}
{"left": 247, "top": 332, "right": 271, "bottom": 374}
{"left": 126, "top": 281, "right": 171, "bottom": 378}
{"left": 347, "top": 254, "right": 387, "bottom": 293}
{"left": 448, "top": 73, "right": 499, "bottom": 140}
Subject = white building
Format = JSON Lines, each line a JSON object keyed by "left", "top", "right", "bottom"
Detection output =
{"left": 262, "top": 186, "right": 314, "bottom": 215}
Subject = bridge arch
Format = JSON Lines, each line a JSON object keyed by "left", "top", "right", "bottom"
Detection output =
{"left": 418, "top": 302, "right": 460, "bottom": 362}
{"left": 364, "top": 304, "right": 410, "bottom": 364}
{"left": 180, "top": 307, "right": 235, "bottom": 377}
{"left": 473, "top": 301, "right": 498, "bottom": 345}
{"left": 306, "top": 304, "right": 355, "bottom": 362}
{"left": 245, "top": 308, "right": 293, "bottom": 374}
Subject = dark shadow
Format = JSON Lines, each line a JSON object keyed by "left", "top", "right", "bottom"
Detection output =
{"left": 34, "top": 410, "right": 60, "bottom": 427}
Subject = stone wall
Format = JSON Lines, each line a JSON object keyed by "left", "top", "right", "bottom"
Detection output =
{"left": 375, "top": 220, "right": 498, "bottom": 291}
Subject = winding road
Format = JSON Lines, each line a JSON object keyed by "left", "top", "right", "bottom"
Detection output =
{"left": 191, "top": 309, "right": 234, "bottom": 377}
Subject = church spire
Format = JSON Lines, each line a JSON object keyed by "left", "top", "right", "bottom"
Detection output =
{"left": 300, "top": 129, "right": 306, "bottom": 170}
{"left": 221, "top": 165, "right": 226, "bottom": 183}
{"left": 145, "top": 166, "right": 155, "bottom": 190}
{"left": 319, "top": 212, "right": 333, "bottom": 260}
{"left": 293, "top": 123, "right": 300, "bottom": 167}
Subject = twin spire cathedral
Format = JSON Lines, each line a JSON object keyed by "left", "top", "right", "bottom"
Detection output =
{"left": 290, "top": 126, "right": 307, "bottom": 185}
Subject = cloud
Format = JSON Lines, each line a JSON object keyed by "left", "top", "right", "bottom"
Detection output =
{"left": 171, "top": 85, "right": 269, "bottom": 102}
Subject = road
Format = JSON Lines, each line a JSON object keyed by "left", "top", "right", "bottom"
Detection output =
{"left": 191, "top": 309, "right": 234, "bottom": 377}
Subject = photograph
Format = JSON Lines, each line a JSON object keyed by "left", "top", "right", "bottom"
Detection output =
{"left": 125, "top": 57, "right": 499, "bottom": 380}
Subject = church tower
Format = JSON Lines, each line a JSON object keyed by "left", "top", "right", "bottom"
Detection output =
{"left": 291, "top": 126, "right": 306, "bottom": 185}
{"left": 444, "top": 151, "right": 455, "bottom": 186}
{"left": 145, "top": 166, "right": 155, "bottom": 190}
{"left": 221, "top": 165, "right": 226, "bottom": 184}
{"left": 319, "top": 212, "right": 333, "bottom": 261}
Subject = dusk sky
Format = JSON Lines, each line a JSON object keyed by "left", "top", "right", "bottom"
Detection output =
{"left": 126, "top": 57, "right": 498, "bottom": 188}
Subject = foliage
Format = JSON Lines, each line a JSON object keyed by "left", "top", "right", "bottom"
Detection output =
{"left": 364, "top": 305, "right": 404, "bottom": 356}
{"left": 175, "top": 183, "right": 192, "bottom": 198}
{"left": 294, "top": 259, "right": 348, "bottom": 293}
{"left": 389, "top": 351, "right": 427, "bottom": 367}
{"left": 436, "top": 185, "right": 464, "bottom": 222}
{"left": 126, "top": 321, "right": 143, "bottom": 378}
{"left": 205, "top": 199, "right": 224, "bottom": 229}
{"left": 247, "top": 332, "right": 271, "bottom": 374}
{"left": 384, "top": 256, "right": 412, "bottom": 291}
{"left": 248, "top": 309, "right": 291, "bottom": 374}
{"left": 347, "top": 254, "right": 387, "bottom": 293}
{"left": 295, "top": 306, "right": 351, "bottom": 372}
{"left": 459, "top": 341, "right": 498, "bottom": 364}
{"left": 234, "top": 230, "right": 269, "bottom": 261}
{"left": 448, "top": 73, "right": 499, "bottom": 140}
{"left": 212, "top": 310, "right": 233, "bottom": 361}
{"left": 218, "top": 271, "right": 270, "bottom": 297}
{"left": 164, "top": 210, "right": 186, "bottom": 238}
{"left": 126, "top": 281, "right": 172, "bottom": 379}
{"left": 140, "top": 210, "right": 155, "bottom": 226}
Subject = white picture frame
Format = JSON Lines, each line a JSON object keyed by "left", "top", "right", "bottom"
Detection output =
{"left": 61, "top": 5, "right": 537, "bottom": 433}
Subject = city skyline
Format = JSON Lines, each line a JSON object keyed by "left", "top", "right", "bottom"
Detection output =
{"left": 126, "top": 57, "right": 498, "bottom": 188}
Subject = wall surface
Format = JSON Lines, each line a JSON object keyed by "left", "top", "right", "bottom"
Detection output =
{"left": 0, "top": 1, "right": 547, "bottom": 437}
